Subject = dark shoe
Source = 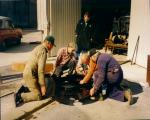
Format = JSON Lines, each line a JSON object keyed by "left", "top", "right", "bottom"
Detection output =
{"left": 41, "top": 95, "right": 47, "bottom": 100}
{"left": 77, "top": 91, "right": 90, "bottom": 101}
{"left": 17, "top": 85, "right": 29, "bottom": 94}
{"left": 130, "top": 97, "right": 139, "bottom": 105}
{"left": 14, "top": 93, "right": 24, "bottom": 107}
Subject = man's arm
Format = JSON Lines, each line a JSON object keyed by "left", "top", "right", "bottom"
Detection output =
{"left": 75, "top": 20, "right": 82, "bottom": 36}
{"left": 76, "top": 58, "right": 85, "bottom": 75}
{"left": 55, "top": 48, "right": 63, "bottom": 67}
{"left": 93, "top": 60, "right": 107, "bottom": 91}
{"left": 90, "top": 22, "right": 96, "bottom": 43}
{"left": 38, "top": 50, "right": 47, "bottom": 96}
{"left": 80, "top": 59, "right": 97, "bottom": 84}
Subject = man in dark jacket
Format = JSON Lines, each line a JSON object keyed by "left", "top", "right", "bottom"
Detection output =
{"left": 75, "top": 12, "right": 95, "bottom": 54}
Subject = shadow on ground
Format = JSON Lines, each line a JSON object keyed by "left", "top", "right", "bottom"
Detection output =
{"left": 54, "top": 79, "right": 143, "bottom": 106}
{"left": 54, "top": 96, "right": 97, "bottom": 106}
{"left": 120, "top": 79, "right": 143, "bottom": 95}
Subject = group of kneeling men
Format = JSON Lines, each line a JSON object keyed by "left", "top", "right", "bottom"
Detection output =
{"left": 14, "top": 35, "right": 133, "bottom": 107}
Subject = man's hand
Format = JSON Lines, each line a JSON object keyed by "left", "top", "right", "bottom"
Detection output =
{"left": 90, "top": 87, "right": 95, "bottom": 96}
{"left": 80, "top": 80, "right": 85, "bottom": 85}
{"left": 41, "top": 86, "right": 46, "bottom": 96}
{"left": 82, "top": 70, "right": 87, "bottom": 76}
{"left": 52, "top": 66, "right": 56, "bottom": 74}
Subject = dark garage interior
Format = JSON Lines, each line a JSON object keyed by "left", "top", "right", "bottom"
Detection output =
{"left": 81, "top": 0, "right": 131, "bottom": 48}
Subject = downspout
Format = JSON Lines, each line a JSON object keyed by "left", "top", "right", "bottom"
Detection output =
{"left": 46, "top": 0, "right": 50, "bottom": 36}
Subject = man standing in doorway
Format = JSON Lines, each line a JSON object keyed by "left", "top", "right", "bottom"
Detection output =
{"left": 75, "top": 12, "right": 95, "bottom": 55}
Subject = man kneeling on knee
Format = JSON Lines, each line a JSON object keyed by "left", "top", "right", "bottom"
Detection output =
{"left": 14, "top": 36, "right": 56, "bottom": 107}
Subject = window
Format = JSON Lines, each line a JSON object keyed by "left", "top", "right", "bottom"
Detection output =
{"left": 3, "top": 20, "right": 13, "bottom": 29}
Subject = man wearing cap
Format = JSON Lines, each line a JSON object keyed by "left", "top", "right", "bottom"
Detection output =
{"left": 14, "top": 35, "right": 56, "bottom": 106}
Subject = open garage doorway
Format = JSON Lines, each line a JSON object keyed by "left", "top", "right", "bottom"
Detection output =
{"left": 81, "top": 0, "right": 131, "bottom": 50}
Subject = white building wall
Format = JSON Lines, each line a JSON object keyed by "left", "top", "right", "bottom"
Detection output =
{"left": 37, "top": 0, "right": 48, "bottom": 39}
{"left": 128, "top": 0, "right": 150, "bottom": 68}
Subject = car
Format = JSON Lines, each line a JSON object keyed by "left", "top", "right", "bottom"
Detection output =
{"left": 0, "top": 16, "right": 22, "bottom": 51}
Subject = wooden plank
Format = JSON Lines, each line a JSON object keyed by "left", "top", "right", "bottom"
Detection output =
{"left": 147, "top": 55, "right": 150, "bottom": 86}
{"left": 11, "top": 62, "right": 26, "bottom": 72}
{"left": 11, "top": 62, "right": 54, "bottom": 74}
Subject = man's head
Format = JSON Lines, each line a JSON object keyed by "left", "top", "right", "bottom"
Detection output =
{"left": 44, "top": 35, "right": 56, "bottom": 50}
{"left": 67, "top": 42, "right": 75, "bottom": 54}
{"left": 83, "top": 12, "right": 90, "bottom": 23}
{"left": 80, "top": 52, "right": 90, "bottom": 65}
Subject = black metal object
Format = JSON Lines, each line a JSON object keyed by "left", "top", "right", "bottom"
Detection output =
{"left": 131, "top": 36, "right": 140, "bottom": 65}
{"left": 55, "top": 75, "right": 91, "bottom": 102}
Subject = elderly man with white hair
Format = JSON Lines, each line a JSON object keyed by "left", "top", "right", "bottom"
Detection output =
{"left": 77, "top": 49, "right": 134, "bottom": 105}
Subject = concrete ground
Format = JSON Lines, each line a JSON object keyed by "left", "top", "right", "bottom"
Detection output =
{"left": 30, "top": 87, "right": 150, "bottom": 120}
{"left": 27, "top": 62, "right": 150, "bottom": 120}
{"left": 0, "top": 31, "right": 150, "bottom": 120}
{"left": 1, "top": 62, "right": 150, "bottom": 120}
{"left": 1, "top": 94, "right": 53, "bottom": 120}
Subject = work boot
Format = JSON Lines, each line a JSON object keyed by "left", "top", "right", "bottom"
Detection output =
{"left": 124, "top": 89, "right": 134, "bottom": 105}
{"left": 17, "top": 85, "right": 29, "bottom": 94}
{"left": 14, "top": 93, "right": 24, "bottom": 107}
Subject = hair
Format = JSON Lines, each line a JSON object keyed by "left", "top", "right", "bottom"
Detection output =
{"left": 88, "top": 48, "right": 97, "bottom": 57}
{"left": 43, "top": 39, "right": 48, "bottom": 44}
{"left": 67, "top": 42, "right": 75, "bottom": 48}
{"left": 84, "top": 12, "right": 91, "bottom": 17}
{"left": 80, "top": 52, "right": 90, "bottom": 62}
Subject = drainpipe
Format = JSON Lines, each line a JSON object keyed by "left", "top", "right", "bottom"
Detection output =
{"left": 46, "top": 0, "right": 50, "bottom": 36}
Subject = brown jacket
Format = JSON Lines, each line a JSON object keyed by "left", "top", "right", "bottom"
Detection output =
{"left": 23, "top": 44, "right": 48, "bottom": 88}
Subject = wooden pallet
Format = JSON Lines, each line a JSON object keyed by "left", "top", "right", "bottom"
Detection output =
{"left": 11, "top": 62, "right": 54, "bottom": 74}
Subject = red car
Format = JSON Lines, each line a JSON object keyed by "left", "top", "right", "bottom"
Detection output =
{"left": 0, "top": 16, "right": 22, "bottom": 51}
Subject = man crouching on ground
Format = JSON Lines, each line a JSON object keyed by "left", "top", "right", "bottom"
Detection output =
{"left": 52, "top": 42, "right": 77, "bottom": 96}
{"left": 14, "top": 35, "right": 56, "bottom": 107}
{"left": 79, "top": 50, "right": 134, "bottom": 105}
{"left": 53, "top": 42, "right": 76, "bottom": 78}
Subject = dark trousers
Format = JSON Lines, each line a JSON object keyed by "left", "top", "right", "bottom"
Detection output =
{"left": 19, "top": 74, "right": 55, "bottom": 102}
{"left": 54, "top": 60, "right": 76, "bottom": 77}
